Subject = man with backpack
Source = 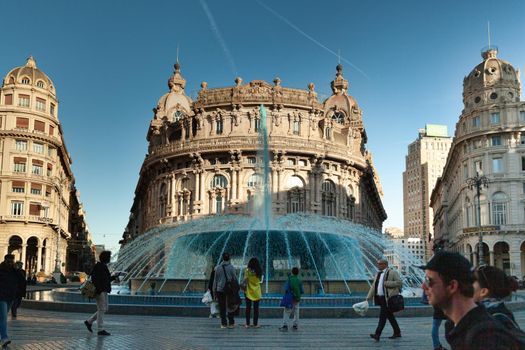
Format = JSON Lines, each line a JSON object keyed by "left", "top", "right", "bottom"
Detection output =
{"left": 212, "top": 252, "right": 239, "bottom": 329}
{"left": 420, "top": 251, "right": 525, "bottom": 350}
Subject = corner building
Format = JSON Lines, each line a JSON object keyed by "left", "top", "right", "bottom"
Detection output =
{"left": 0, "top": 57, "right": 92, "bottom": 275}
{"left": 122, "top": 63, "right": 386, "bottom": 243}
{"left": 431, "top": 48, "right": 525, "bottom": 276}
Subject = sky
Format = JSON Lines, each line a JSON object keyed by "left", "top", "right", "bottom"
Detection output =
{"left": 2, "top": 0, "right": 525, "bottom": 252}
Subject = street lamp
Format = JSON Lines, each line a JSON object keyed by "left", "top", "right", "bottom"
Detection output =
{"left": 466, "top": 171, "right": 489, "bottom": 265}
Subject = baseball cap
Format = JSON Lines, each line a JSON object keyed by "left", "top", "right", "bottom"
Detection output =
{"left": 418, "top": 251, "right": 473, "bottom": 282}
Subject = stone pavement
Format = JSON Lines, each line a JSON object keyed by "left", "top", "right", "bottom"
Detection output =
{"left": 3, "top": 308, "right": 525, "bottom": 349}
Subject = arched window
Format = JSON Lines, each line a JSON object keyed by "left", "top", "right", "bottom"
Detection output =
{"left": 286, "top": 176, "right": 305, "bottom": 213}
{"left": 247, "top": 174, "right": 262, "bottom": 188}
{"left": 173, "top": 111, "right": 185, "bottom": 122}
{"left": 21, "top": 77, "right": 30, "bottom": 84}
{"left": 464, "top": 197, "right": 471, "bottom": 227}
{"left": 332, "top": 111, "right": 345, "bottom": 124}
{"left": 492, "top": 192, "right": 507, "bottom": 225}
{"left": 347, "top": 186, "right": 355, "bottom": 220}
{"left": 216, "top": 193, "right": 223, "bottom": 214}
{"left": 211, "top": 174, "right": 228, "bottom": 188}
{"left": 293, "top": 120, "right": 300, "bottom": 135}
{"left": 322, "top": 180, "right": 336, "bottom": 216}
{"left": 216, "top": 117, "right": 223, "bottom": 135}
{"left": 36, "top": 81, "right": 45, "bottom": 88}
{"left": 158, "top": 183, "right": 167, "bottom": 218}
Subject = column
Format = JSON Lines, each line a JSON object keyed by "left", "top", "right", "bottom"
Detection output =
{"left": 236, "top": 170, "right": 240, "bottom": 200}
{"left": 230, "top": 169, "right": 236, "bottom": 200}
{"left": 36, "top": 245, "right": 43, "bottom": 272}
{"left": 489, "top": 251, "right": 495, "bottom": 266}
{"left": 21, "top": 243, "right": 27, "bottom": 265}
{"left": 510, "top": 251, "right": 522, "bottom": 278}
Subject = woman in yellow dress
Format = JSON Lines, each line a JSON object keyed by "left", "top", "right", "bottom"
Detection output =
{"left": 244, "top": 257, "right": 262, "bottom": 328}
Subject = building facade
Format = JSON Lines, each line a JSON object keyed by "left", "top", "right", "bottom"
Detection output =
{"left": 403, "top": 124, "right": 451, "bottom": 259}
{"left": 431, "top": 48, "right": 525, "bottom": 277}
{"left": 384, "top": 236, "right": 425, "bottom": 276}
{"left": 121, "top": 63, "right": 386, "bottom": 243}
{"left": 0, "top": 57, "right": 93, "bottom": 275}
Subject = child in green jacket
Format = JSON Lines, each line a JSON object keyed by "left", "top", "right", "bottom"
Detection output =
{"left": 279, "top": 267, "right": 303, "bottom": 331}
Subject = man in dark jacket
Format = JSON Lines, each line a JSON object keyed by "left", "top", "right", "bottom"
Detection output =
{"left": 420, "top": 251, "right": 523, "bottom": 350}
{"left": 11, "top": 261, "right": 26, "bottom": 318}
{"left": 212, "top": 252, "right": 238, "bottom": 329}
{"left": 0, "top": 254, "right": 17, "bottom": 347}
{"left": 84, "top": 251, "right": 115, "bottom": 336}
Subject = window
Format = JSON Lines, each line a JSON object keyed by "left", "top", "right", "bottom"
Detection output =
{"left": 523, "top": 182, "right": 525, "bottom": 193}
{"left": 36, "top": 81, "right": 44, "bottom": 88}
{"left": 332, "top": 111, "right": 345, "bottom": 124}
{"left": 215, "top": 194, "right": 223, "bottom": 215}
{"left": 287, "top": 159, "right": 296, "bottom": 166}
{"left": 492, "top": 158, "right": 503, "bottom": 173}
{"left": 13, "top": 158, "right": 26, "bottom": 172}
{"left": 491, "top": 135, "right": 502, "bottom": 146}
{"left": 32, "top": 160, "right": 43, "bottom": 175}
{"left": 474, "top": 160, "right": 483, "bottom": 174}
{"left": 293, "top": 120, "right": 300, "bottom": 135}
{"left": 211, "top": 175, "right": 227, "bottom": 188}
{"left": 247, "top": 174, "right": 262, "bottom": 188}
{"left": 299, "top": 160, "right": 307, "bottom": 167}
{"left": 33, "top": 143, "right": 44, "bottom": 154}
{"left": 490, "top": 112, "right": 500, "bottom": 125}
{"left": 35, "top": 98, "right": 46, "bottom": 112}
{"left": 173, "top": 111, "right": 184, "bottom": 122}
{"left": 15, "top": 140, "right": 27, "bottom": 151}
{"left": 49, "top": 125, "right": 54, "bottom": 136}
{"left": 254, "top": 118, "right": 260, "bottom": 132}
{"left": 472, "top": 116, "right": 481, "bottom": 128}
{"left": 30, "top": 183, "right": 42, "bottom": 195}
{"left": 247, "top": 157, "right": 256, "bottom": 164}
{"left": 522, "top": 156, "right": 525, "bottom": 171}
{"left": 16, "top": 117, "right": 29, "bottom": 129}
{"left": 50, "top": 103, "right": 55, "bottom": 116}
{"left": 463, "top": 163, "right": 468, "bottom": 180}
{"left": 491, "top": 192, "right": 507, "bottom": 225}
{"left": 21, "top": 77, "right": 30, "bottom": 84}
{"left": 12, "top": 181, "right": 24, "bottom": 193}
{"left": 11, "top": 202, "right": 24, "bottom": 216}
{"left": 321, "top": 180, "right": 336, "bottom": 216}
{"left": 4, "top": 94, "right": 12, "bottom": 105}
{"left": 18, "top": 94, "right": 30, "bottom": 107}
{"left": 216, "top": 118, "right": 223, "bottom": 135}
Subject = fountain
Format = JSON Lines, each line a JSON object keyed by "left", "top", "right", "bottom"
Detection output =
{"left": 111, "top": 105, "right": 426, "bottom": 298}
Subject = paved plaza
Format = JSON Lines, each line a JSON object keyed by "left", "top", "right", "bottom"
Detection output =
{"left": 3, "top": 308, "right": 525, "bottom": 349}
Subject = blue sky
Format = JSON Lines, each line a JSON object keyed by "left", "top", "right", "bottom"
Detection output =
{"left": 2, "top": 0, "right": 525, "bottom": 251}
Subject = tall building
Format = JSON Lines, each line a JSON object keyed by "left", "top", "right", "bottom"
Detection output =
{"left": 431, "top": 47, "right": 525, "bottom": 277}
{"left": 0, "top": 57, "right": 93, "bottom": 275}
{"left": 403, "top": 124, "right": 451, "bottom": 259}
{"left": 121, "top": 63, "right": 386, "bottom": 243}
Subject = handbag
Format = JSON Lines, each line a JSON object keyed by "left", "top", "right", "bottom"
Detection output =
{"left": 80, "top": 277, "right": 97, "bottom": 299}
{"left": 387, "top": 294, "right": 405, "bottom": 313}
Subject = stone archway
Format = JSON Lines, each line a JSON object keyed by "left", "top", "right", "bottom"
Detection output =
{"left": 8, "top": 235, "right": 23, "bottom": 261}
{"left": 474, "top": 242, "right": 489, "bottom": 266}
{"left": 26, "top": 236, "right": 39, "bottom": 274}
{"left": 493, "top": 241, "right": 510, "bottom": 274}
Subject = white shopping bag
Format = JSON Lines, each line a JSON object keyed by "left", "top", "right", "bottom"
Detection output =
{"left": 352, "top": 300, "right": 369, "bottom": 316}
{"left": 201, "top": 290, "right": 213, "bottom": 305}
{"left": 210, "top": 301, "right": 219, "bottom": 316}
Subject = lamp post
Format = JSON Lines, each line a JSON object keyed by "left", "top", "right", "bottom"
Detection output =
{"left": 466, "top": 171, "right": 489, "bottom": 265}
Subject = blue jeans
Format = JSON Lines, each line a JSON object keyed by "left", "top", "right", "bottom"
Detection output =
{"left": 432, "top": 318, "right": 443, "bottom": 348}
{"left": 0, "top": 301, "right": 9, "bottom": 341}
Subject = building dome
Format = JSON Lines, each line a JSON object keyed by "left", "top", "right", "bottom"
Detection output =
{"left": 2, "top": 56, "right": 56, "bottom": 96}
{"left": 463, "top": 48, "right": 521, "bottom": 108}
{"left": 155, "top": 62, "right": 192, "bottom": 120}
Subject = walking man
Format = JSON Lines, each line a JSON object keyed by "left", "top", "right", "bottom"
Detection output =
{"left": 367, "top": 259, "right": 402, "bottom": 341}
{"left": 11, "top": 261, "right": 27, "bottom": 318}
{"left": 213, "top": 252, "right": 238, "bottom": 329}
{"left": 0, "top": 254, "right": 18, "bottom": 347}
{"left": 421, "top": 251, "right": 523, "bottom": 349}
{"left": 84, "top": 251, "right": 115, "bottom": 336}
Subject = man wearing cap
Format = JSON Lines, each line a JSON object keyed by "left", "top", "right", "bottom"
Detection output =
{"left": 366, "top": 259, "right": 402, "bottom": 341}
{"left": 421, "top": 251, "right": 523, "bottom": 350}
{"left": 0, "top": 254, "right": 18, "bottom": 347}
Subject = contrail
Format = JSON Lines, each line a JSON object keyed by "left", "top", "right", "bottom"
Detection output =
{"left": 256, "top": 0, "right": 368, "bottom": 79}
{"left": 199, "top": 0, "right": 238, "bottom": 77}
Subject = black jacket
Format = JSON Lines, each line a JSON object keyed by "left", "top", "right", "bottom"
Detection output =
{"left": 0, "top": 262, "right": 18, "bottom": 302}
{"left": 445, "top": 305, "right": 524, "bottom": 350}
{"left": 91, "top": 262, "right": 112, "bottom": 294}
{"left": 15, "top": 269, "right": 27, "bottom": 298}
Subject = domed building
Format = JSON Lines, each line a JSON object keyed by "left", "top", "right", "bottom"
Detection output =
{"left": 0, "top": 57, "right": 93, "bottom": 276}
{"left": 431, "top": 48, "right": 525, "bottom": 276}
{"left": 122, "top": 62, "right": 386, "bottom": 243}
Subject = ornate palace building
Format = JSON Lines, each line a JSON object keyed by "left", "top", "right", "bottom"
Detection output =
{"left": 431, "top": 48, "right": 525, "bottom": 277}
{"left": 121, "top": 63, "right": 386, "bottom": 243}
{"left": 0, "top": 57, "right": 93, "bottom": 276}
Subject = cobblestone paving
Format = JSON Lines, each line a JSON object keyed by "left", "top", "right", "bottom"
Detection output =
{"left": 3, "top": 308, "right": 525, "bottom": 349}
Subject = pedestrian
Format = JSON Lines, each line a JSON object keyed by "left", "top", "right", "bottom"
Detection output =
{"left": 473, "top": 265, "right": 519, "bottom": 330}
{"left": 0, "top": 254, "right": 18, "bottom": 347}
{"left": 366, "top": 259, "right": 402, "bottom": 341}
{"left": 243, "top": 257, "right": 262, "bottom": 328}
{"left": 420, "top": 251, "right": 523, "bottom": 350}
{"left": 11, "top": 261, "right": 27, "bottom": 318}
{"left": 279, "top": 267, "right": 303, "bottom": 331}
{"left": 212, "top": 252, "right": 238, "bottom": 329}
{"left": 422, "top": 289, "right": 448, "bottom": 350}
{"left": 84, "top": 251, "right": 116, "bottom": 336}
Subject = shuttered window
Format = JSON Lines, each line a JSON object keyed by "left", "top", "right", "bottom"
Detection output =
{"left": 31, "top": 183, "right": 42, "bottom": 195}
{"left": 12, "top": 181, "right": 25, "bottom": 193}
{"left": 34, "top": 120, "right": 45, "bottom": 132}
{"left": 16, "top": 117, "right": 29, "bottom": 129}
{"left": 4, "top": 94, "right": 12, "bottom": 105}
{"left": 49, "top": 125, "right": 54, "bottom": 136}
{"left": 29, "top": 202, "right": 40, "bottom": 216}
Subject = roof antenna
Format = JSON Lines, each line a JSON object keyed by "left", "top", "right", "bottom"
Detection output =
{"left": 176, "top": 44, "right": 180, "bottom": 64}
{"left": 338, "top": 48, "right": 341, "bottom": 64}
